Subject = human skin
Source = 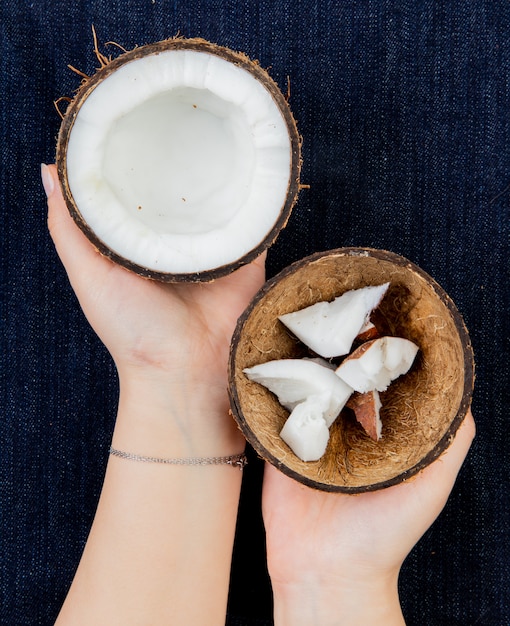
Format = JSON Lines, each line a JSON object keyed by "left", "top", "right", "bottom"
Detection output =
{"left": 43, "top": 163, "right": 266, "bottom": 625}
{"left": 43, "top": 162, "right": 475, "bottom": 625}
{"left": 262, "top": 409, "right": 475, "bottom": 625}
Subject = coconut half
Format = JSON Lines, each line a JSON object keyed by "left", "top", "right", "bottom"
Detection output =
{"left": 228, "top": 247, "right": 475, "bottom": 493}
{"left": 56, "top": 38, "right": 301, "bottom": 281}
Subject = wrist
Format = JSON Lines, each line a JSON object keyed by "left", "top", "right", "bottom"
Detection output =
{"left": 112, "top": 367, "right": 244, "bottom": 458}
{"left": 271, "top": 571, "right": 405, "bottom": 626}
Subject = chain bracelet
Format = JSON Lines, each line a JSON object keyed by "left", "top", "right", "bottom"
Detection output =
{"left": 108, "top": 446, "right": 248, "bottom": 470}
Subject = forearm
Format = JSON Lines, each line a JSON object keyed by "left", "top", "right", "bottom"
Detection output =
{"left": 272, "top": 573, "right": 405, "bottom": 626}
{"left": 56, "top": 373, "right": 244, "bottom": 625}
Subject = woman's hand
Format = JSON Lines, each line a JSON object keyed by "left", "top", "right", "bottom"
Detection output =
{"left": 45, "top": 164, "right": 264, "bottom": 382}
{"left": 262, "top": 409, "right": 475, "bottom": 625}
{"left": 44, "top": 163, "right": 265, "bottom": 453}
{"left": 44, "top": 162, "right": 266, "bottom": 625}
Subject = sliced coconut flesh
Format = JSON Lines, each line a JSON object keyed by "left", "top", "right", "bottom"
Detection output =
{"left": 61, "top": 44, "right": 295, "bottom": 277}
{"left": 278, "top": 283, "right": 390, "bottom": 358}
{"left": 355, "top": 320, "right": 380, "bottom": 342}
{"left": 279, "top": 393, "right": 331, "bottom": 462}
{"left": 244, "top": 358, "right": 353, "bottom": 426}
{"left": 336, "top": 336, "right": 419, "bottom": 393}
{"left": 346, "top": 390, "right": 383, "bottom": 441}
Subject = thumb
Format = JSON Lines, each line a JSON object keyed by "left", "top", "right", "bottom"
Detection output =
{"left": 42, "top": 163, "right": 115, "bottom": 292}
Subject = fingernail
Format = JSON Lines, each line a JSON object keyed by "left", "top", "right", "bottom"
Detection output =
{"left": 41, "top": 163, "right": 55, "bottom": 198}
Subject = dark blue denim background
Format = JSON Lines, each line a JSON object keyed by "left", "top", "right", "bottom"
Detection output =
{"left": 1, "top": 1, "right": 509, "bottom": 624}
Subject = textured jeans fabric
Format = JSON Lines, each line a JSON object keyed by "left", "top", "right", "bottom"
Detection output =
{"left": 1, "top": 1, "right": 509, "bottom": 624}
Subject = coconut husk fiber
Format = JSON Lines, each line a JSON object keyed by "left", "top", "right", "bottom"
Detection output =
{"left": 229, "top": 248, "right": 474, "bottom": 493}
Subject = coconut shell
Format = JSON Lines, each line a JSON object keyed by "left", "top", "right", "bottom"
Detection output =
{"left": 56, "top": 37, "right": 302, "bottom": 282}
{"left": 228, "top": 247, "right": 475, "bottom": 493}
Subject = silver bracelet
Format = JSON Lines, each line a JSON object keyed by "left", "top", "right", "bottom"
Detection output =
{"left": 108, "top": 446, "right": 248, "bottom": 470}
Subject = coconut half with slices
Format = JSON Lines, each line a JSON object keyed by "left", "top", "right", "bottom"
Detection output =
{"left": 56, "top": 38, "right": 301, "bottom": 281}
{"left": 228, "top": 248, "right": 475, "bottom": 493}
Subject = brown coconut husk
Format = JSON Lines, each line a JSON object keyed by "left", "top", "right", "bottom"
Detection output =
{"left": 228, "top": 247, "right": 475, "bottom": 493}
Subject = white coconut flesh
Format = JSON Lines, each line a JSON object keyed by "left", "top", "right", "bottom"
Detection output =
{"left": 336, "top": 336, "right": 419, "bottom": 393}
{"left": 278, "top": 283, "right": 390, "bottom": 358}
{"left": 279, "top": 394, "right": 331, "bottom": 462}
{"left": 65, "top": 49, "right": 292, "bottom": 274}
{"left": 243, "top": 358, "right": 353, "bottom": 426}
{"left": 243, "top": 283, "right": 420, "bottom": 461}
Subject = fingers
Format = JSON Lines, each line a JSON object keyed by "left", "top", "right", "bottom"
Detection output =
{"left": 387, "top": 408, "right": 476, "bottom": 549}
{"left": 43, "top": 162, "right": 267, "bottom": 294}
{"left": 264, "top": 409, "right": 476, "bottom": 506}
{"left": 419, "top": 407, "right": 475, "bottom": 493}
{"left": 442, "top": 407, "right": 475, "bottom": 470}
{"left": 252, "top": 249, "right": 267, "bottom": 271}
{"left": 43, "top": 163, "right": 116, "bottom": 291}
{"left": 376, "top": 408, "right": 475, "bottom": 517}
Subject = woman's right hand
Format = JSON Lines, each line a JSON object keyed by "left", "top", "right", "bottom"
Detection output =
{"left": 262, "top": 410, "right": 475, "bottom": 625}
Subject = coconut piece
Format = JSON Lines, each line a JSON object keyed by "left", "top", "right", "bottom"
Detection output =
{"left": 355, "top": 321, "right": 380, "bottom": 342}
{"left": 346, "top": 390, "right": 383, "bottom": 441}
{"left": 336, "top": 336, "right": 419, "bottom": 393}
{"left": 244, "top": 358, "right": 353, "bottom": 426}
{"left": 56, "top": 38, "right": 301, "bottom": 282}
{"left": 279, "top": 394, "right": 331, "bottom": 461}
{"left": 303, "top": 356, "right": 336, "bottom": 369}
{"left": 278, "top": 283, "right": 390, "bottom": 358}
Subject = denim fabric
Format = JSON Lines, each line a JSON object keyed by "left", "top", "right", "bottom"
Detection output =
{"left": 1, "top": 1, "right": 509, "bottom": 624}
